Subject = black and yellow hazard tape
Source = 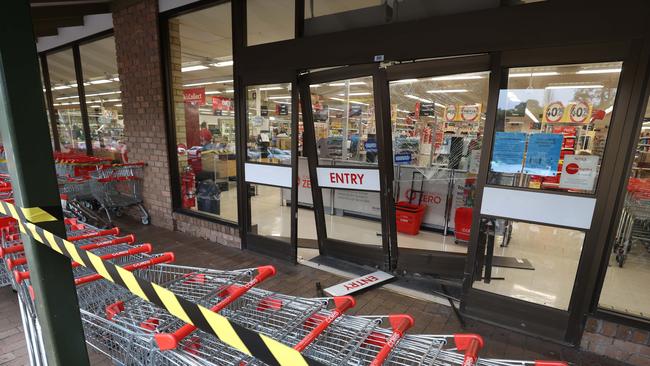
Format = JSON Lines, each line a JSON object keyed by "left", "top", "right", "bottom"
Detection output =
{"left": 0, "top": 200, "right": 322, "bottom": 366}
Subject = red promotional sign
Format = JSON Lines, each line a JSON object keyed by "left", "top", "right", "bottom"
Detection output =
{"left": 183, "top": 88, "right": 205, "bottom": 104}
{"left": 212, "top": 96, "right": 233, "bottom": 115}
{"left": 565, "top": 163, "right": 580, "bottom": 174}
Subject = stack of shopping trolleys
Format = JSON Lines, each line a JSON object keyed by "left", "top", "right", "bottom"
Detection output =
{"left": 0, "top": 181, "right": 569, "bottom": 366}
{"left": 54, "top": 152, "right": 150, "bottom": 226}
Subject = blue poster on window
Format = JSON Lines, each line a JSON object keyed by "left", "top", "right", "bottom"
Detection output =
{"left": 524, "top": 133, "right": 563, "bottom": 176}
{"left": 490, "top": 132, "right": 527, "bottom": 173}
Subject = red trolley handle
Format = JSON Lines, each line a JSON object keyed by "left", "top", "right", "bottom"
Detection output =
{"left": 0, "top": 244, "right": 24, "bottom": 258}
{"left": 6, "top": 256, "right": 26, "bottom": 270}
{"left": 453, "top": 334, "right": 485, "bottom": 366}
{"left": 154, "top": 265, "right": 277, "bottom": 350}
{"left": 111, "top": 162, "right": 145, "bottom": 167}
{"left": 97, "top": 176, "right": 139, "bottom": 183}
{"left": 294, "top": 296, "right": 356, "bottom": 352}
{"left": 369, "top": 314, "right": 415, "bottom": 366}
{"left": 78, "top": 235, "right": 136, "bottom": 251}
{"left": 74, "top": 252, "right": 175, "bottom": 286}
{"left": 71, "top": 244, "right": 152, "bottom": 268}
{"left": 67, "top": 227, "right": 120, "bottom": 241}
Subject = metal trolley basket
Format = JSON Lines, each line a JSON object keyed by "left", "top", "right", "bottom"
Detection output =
{"left": 90, "top": 163, "right": 150, "bottom": 225}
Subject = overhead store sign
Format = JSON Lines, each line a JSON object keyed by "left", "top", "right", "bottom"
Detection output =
{"left": 183, "top": 87, "right": 205, "bottom": 104}
{"left": 316, "top": 167, "right": 380, "bottom": 191}
{"left": 445, "top": 103, "right": 482, "bottom": 122}
{"left": 212, "top": 96, "right": 233, "bottom": 115}
{"left": 542, "top": 101, "right": 592, "bottom": 123}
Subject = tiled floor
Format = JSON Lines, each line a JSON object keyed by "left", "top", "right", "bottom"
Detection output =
{"left": 0, "top": 217, "right": 631, "bottom": 365}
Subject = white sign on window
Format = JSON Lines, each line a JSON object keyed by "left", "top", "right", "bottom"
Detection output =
{"left": 316, "top": 167, "right": 380, "bottom": 191}
{"left": 559, "top": 155, "right": 599, "bottom": 191}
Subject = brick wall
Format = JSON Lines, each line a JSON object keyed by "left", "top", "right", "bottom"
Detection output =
{"left": 112, "top": 0, "right": 241, "bottom": 248}
{"left": 582, "top": 317, "right": 650, "bottom": 365}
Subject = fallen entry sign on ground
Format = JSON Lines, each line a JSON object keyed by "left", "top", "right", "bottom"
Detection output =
{"left": 324, "top": 270, "right": 395, "bottom": 296}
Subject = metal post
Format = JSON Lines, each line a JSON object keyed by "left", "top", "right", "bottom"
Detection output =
{"left": 0, "top": 1, "right": 90, "bottom": 365}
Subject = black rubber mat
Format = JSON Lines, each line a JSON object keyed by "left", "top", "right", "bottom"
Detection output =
{"left": 492, "top": 256, "right": 535, "bottom": 270}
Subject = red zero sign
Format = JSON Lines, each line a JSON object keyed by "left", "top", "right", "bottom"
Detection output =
{"left": 545, "top": 102, "right": 564, "bottom": 123}
{"left": 566, "top": 163, "right": 580, "bottom": 174}
{"left": 569, "top": 102, "right": 590, "bottom": 123}
{"left": 460, "top": 105, "right": 480, "bottom": 121}
{"left": 445, "top": 105, "right": 457, "bottom": 121}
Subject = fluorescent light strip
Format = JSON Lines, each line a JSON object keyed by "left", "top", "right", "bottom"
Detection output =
{"left": 576, "top": 68, "right": 622, "bottom": 74}
{"left": 545, "top": 84, "right": 604, "bottom": 90}
{"left": 397, "top": 109, "right": 411, "bottom": 113}
{"left": 337, "top": 92, "right": 371, "bottom": 96}
{"left": 404, "top": 94, "right": 432, "bottom": 103}
{"left": 391, "top": 79, "right": 419, "bottom": 84}
{"left": 205, "top": 91, "right": 221, "bottom": 95}
{"left": 259, "top": 86, "right": 284, "bottom": 91}
{"left": 210, "top": 60, "right": 234, "bottom": 67}
{"left": 328, "top": 81, "right": 366, "bottom": 86}
{"left": 273, "top": 101, "right": 291, "bottom": 105}
{"left": 52, "top": 85, "right": 72, "bottom": 90}
{"left": 430, "top": 75, "right": 483, "bottom": 81}
{"left": 268, "top": 96, "right": 291, "bottom": 100}
{"left": 181, "top": 65, "right": 209, "bottom": 72}
{"left": 509, "top": 71, "right": 559, "bottom": 78}
{"left": 427, "top": 89, "right": 468, "bottom": 94}
{"left": 89, "top": 79, "right": 113, "bottom": 85}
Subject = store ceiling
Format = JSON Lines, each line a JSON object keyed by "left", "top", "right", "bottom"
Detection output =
{"left": 30, "top": 0, "right": 111, "bottom": 38}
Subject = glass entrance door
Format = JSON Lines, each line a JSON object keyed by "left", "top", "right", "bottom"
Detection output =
{"left": 385, "top": 56, "right": 491, "bottom": 278}
{"left": 465, "top": 60, "right": 624, "bottom": 340}
{"left": 298, "top": 66, "right": 393, "bottom": 268}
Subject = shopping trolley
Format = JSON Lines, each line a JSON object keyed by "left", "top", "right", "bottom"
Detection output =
{"left": 613, "top": 178, "right": 650, "bottom": 267}
{"left": 54, "top": 152, "right": 111, "bottom": 178}
{"left": 90, "top": 163, "right": 150, "bottom": 225}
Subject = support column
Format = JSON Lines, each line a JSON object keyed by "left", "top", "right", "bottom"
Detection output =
{"left": 0, "top": 1, "right": 90, "bottom": 365}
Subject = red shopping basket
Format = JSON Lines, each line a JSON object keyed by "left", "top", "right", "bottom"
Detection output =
{"left": 395, "top": 201, "right": 426, "bottom": 235}
{"left": 454, "top": 207, "right": 472, "bottom": 242}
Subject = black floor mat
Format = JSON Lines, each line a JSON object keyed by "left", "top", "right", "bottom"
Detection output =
{"left": 492, "top": 256, "right": 535, "bottom": 270}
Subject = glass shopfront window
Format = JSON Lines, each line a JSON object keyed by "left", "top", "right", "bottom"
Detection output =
{"left": 488, "top": 62, "right": 622, "bottom": 194}
{"left": 599, "top": 96, "right": 650, "bottom": 320}
{"left": 247, "top": 0, "right": 294, "bottom": 46}
{"left": 167, "top": 2, "right": 238, "bottom": 222}
{"left": 80, "top": 36, "right": 125, "bottom": 162}
{"left": 48, "top": 49, "right": 84, "bottom": 153}
{"left": 310, "top": 76, "right": 377, "bottom": 165}
{"left": 246, "top": 83, "right": 292, "bottom": 165}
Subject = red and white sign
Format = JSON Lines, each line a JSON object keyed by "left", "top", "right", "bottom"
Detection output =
{"left": 460, "top": 104, "right": 481, "bottom": 122}
{"left": 569, "top": 101, "right": 591, "bottom": 123}
{"left": 445, "top": 104, "right": 457, "bottom": 122}
{"left": 183, "top": 88, "right": 206, "bottom": 104}
{"left": 316, "top": 167, "right": 380, "bottom": 191}
{"left": 212, "top": 96, "right": 234, "bottom": 114}
{"left": 324, "top": 270, "right": 394, "bottom": 296}
{"left": 559, "top": 155, "right": 599, "bottom": 191}
{"left": 543, "top": 101, "right": 564, "bottom": 123}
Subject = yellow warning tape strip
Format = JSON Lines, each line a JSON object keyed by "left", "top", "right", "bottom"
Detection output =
{"left": 0, "top": 200, "right": 319, "bottom": 366}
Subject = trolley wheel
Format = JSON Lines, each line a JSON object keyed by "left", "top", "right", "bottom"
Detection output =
{"left": 141, "top": 216, "right": 150, "bottom": 225}
{"left": 115, "top": 209, "right": 123, "bottom": 218}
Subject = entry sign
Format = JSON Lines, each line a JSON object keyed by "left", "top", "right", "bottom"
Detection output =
{"left": 324, "top": 270, "right": 395, "bottom": 296}
{"left": 316, "top": 167, "right": 381, "bottom": 191}
{"left": 559, "top": 155, "right": 599, "bottom": 191}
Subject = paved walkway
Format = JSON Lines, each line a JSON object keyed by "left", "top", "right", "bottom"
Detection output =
{"left": 0, "top": 217, "right": 630, "bottom": 365}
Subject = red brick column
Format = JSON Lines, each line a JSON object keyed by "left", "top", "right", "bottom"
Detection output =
{"left": 112, "top": 0, "right": 173, "bottom": 229}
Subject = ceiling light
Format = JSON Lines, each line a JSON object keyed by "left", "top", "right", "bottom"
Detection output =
{"left": 56, "top": 95, "right": 79, "bottom": 101}
{"left": 545, "top": 84, "right": 604, "bottom": 90}
{"left": 89, "top": 79, "right": 113, "bottom": 85}
{"left": 268, "top": 96, "right": 291, "bottom": 100}
{"left": 427, "top": 89, "right": 468, "bottom": 93}
{"left": 509, "top": 71, "right": 559, "bottom": 78}
{"left": 328, "top": 81, "right": 366, "bottom": 86}
{"left": 90, "top": 105, "right": 101, "bottom": 108}
{"left": 210, "top": 60, "right": 234, "bottom": 67}
{"left": 205, "top": 91, "right": 221, "bottom": 95}
{"left": 52, "top": 85, "right": 71, "bottom": 90}
{"left": 115, "top": 104, "right": 122, "bottom": 107}
{"left": 183, "top": 80, "right": 233, "bottom": 87}
{"left": 430, "top": 75, "right": 484, "bottom": 81}
{"left": 310, "top": 84, "right": 321, "bottom": 88}
{"left": 404, "top": 94, "right": 432, "bottom": 103}
{"left": 392, "top": 79, "right": 419, "bottom": 84}
{"left": 273, "top": 101, "right": 291, "bottom": 105}
{"left": 576, "top": 68, "right": 622, "bottom": 74}
{"left": 105, "top": 98, "right": 121, "bottom": 102}
{"left": 181, "top": 65, "right": 209, "bottom": 72}
{"left": 259, "top": 86, "right": 284, "bottom": 91}
{"left": 225, "top": 89, "right": 234, "bottom": 93}
{"left": 337, "top": 92, "right": 371, "bottom": 96}
{"left": 112, "top": 77, "right": 120, "bottom": 82}
{"left": 349, "top": 100, "right": 368, "bottom": 105}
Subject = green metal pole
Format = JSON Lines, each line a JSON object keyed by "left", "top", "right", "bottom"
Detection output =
{"left": 0, "top": 1, "right": 90, "bottom": 365}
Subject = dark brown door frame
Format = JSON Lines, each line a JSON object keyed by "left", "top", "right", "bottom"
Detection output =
{"left": 298, "top": 63, "right": 394, "bottom": 269}
{"left": 461, "top": 40, "right": 644, "bottom": 344}
{"left": 39, "top": 53, "right": 61, "bottom": 152}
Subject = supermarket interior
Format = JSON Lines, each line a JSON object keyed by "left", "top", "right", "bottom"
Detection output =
{"left": 6, "top": 0, "right": 650, "bottom": 365}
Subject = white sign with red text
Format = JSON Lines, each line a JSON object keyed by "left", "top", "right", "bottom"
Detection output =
{"left": 316, "top": 167, "right": 380, "bottom": 191}
{"left": 559, "top": 155, "right": 599, "bottom": 191}
{"left": 324, "top": 270, "right": 395, "bottom": 296}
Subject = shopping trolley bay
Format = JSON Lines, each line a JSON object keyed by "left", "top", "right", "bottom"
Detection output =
{"left": 0, "top": 173, "right": 606, "bottom": 366}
